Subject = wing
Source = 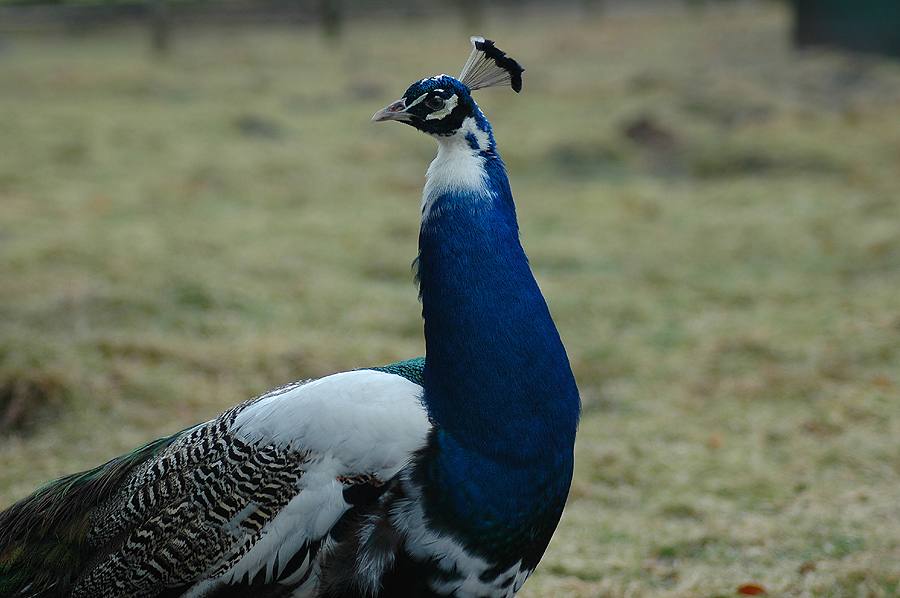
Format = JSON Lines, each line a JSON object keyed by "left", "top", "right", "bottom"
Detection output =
{"left": 0, "top": 363, "right": 430, "bottom": 598}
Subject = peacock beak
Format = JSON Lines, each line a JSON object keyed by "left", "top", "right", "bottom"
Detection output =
{"left": 372, "top": 99, "right": 411, "bottom": 123}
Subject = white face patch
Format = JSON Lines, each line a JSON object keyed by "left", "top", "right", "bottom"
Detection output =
{"left": 421, "top": 116, "right": 493, "bottom": 221}
{"left": 425, "top": 94, "right": 458, "bottom": 121}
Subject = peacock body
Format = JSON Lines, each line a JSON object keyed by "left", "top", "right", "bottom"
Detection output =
{"left": 0, "top": 38, "right": 580, "bottom": 598}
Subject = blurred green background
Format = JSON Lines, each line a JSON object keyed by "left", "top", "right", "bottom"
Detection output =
{"left": 1, "top": 2, "right": 899, "bottom": 596}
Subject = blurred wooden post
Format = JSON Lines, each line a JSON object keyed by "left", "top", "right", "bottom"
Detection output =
{"left": 148, "top": 0, "right": 170, "bottom": 56}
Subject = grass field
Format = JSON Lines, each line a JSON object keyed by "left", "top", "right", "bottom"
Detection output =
{"left": 2, "top": 4, "right": 900, "bottom": 596}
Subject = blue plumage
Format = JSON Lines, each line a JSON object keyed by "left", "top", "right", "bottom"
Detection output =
{"left": 410, "top": 69, "right": 579, "bottom": 588}
{"left": 0, "top": 37, "right": 578, "bottom": 598}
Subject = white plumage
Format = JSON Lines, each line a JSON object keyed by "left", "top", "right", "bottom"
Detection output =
{"left": 422, "top": 117, "right": 493, "bottom": 219}
{"left": 232, "top": 370, "right": 429, "bottom": 473}
{"left": 221, "top": 370, "right": 430, "bottom": 588}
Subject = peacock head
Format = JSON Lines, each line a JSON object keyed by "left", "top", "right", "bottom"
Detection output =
{"left": 372, "top": 37, "right": 523, "bottom": 138}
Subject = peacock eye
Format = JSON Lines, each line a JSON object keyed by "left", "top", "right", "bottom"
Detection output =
{"left": 425, "top": 96, "right": 446, "bottom": 111}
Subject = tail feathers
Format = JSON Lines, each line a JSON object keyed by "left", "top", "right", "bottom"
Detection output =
{"left": 0, "top": 433, "right": 180, "bottom": 597}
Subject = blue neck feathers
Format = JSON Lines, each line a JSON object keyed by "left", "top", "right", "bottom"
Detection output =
{"left": 415, "top": 110, "right": 580, "bottom": 522}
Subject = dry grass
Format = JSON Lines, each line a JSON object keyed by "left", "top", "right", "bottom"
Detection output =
{"left": 1, "top": 4, "right": 900, "bottom": 596}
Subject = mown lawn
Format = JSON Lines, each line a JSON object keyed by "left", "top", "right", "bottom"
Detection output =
{"left": 1, "top": 4, "right": 899, "bottom": 597}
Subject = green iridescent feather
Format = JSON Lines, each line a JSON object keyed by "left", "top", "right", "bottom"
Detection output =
{"left": 0, "top": 433, "right": 181, "bottom": 597}
{"left": 367, "top": 356, "right": 425, "bottom": 387}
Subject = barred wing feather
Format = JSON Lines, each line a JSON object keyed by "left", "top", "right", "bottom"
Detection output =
{"left": 0, "top": 368, "right": 429, "bottom": 598}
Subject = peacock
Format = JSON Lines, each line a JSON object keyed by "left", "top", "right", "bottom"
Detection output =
{"left": 0, "top": 37, "right": 580, "bottom": 598}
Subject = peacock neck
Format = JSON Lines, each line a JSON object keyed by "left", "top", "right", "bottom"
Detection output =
{"left": 416, "top": 128, "right": 579, "bottom": 467}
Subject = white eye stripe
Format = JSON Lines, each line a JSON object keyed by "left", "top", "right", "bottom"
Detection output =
{"left": 425, "top": 94, "right": 459, "bottom": 120}
{"left": 405, "top": 94, "right": 428, "bottom": 109}
{"left": 407, "top": 91, "right": 452, "bottom": 111}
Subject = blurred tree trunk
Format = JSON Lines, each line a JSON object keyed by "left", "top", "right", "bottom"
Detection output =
{"left": 319, "top": 0, "right": 342, "bottom": 40}
{"left": 148, "top": 0, "right": 170, "bottom": 56}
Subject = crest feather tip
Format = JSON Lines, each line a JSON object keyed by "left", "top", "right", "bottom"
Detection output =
{"left": 459, "top": 37, "right": 524, "bottom": 93}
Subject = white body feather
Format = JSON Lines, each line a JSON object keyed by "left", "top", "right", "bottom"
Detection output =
{"left": 232, "top": 370, "right": 429, "bottom": 477}
{"left": 209, "top": 369, "right": 430, "bottom": 591}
